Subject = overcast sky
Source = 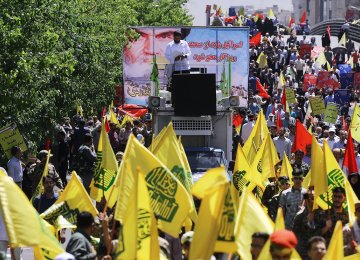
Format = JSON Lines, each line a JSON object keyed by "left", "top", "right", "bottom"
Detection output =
{"left": 185, "top": 0, "right": 294, "bottom": 25}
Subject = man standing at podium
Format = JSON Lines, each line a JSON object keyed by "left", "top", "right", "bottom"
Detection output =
{"left": 165, "top": 30, "right": 191, "bottom": 104}
{"left": 165, "top": 30, "right": 191, "bottom": 74}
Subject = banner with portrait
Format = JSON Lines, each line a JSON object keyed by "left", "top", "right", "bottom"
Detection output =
{"left": 303, "top": 73, "right": 317, "bottom": 91}
{"left": 122, "top": 27, "right": 249, "bottom": 106}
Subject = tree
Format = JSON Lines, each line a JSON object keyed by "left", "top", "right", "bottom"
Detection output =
{"left": 0, "top": 0, "right": 192, "bottom": 162}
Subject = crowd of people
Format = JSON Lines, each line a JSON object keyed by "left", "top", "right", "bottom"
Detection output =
{"left": 1, "top": 9, "right": 360, "bottom": 260}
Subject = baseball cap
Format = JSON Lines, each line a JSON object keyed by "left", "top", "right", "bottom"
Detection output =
{"left": 270, "top": 230, "right": 298, "bottom": 249}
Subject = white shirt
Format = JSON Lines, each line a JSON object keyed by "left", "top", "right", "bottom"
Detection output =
{"left": 295, "top": 59, "right": 304, "bottom": 71}
{"left": 165, "top": 40, "right": 191, "bottom": 71}
{"left": 333, "top": 139, "right": 347, "bottom": 150}
{"left": 273, "top": 136, "right": 292, "bottom": 159}
{"left": 326, "top": 136, "right": 340, "bottom": 150}
{"left": 7, "top": 156, "right": 23, "bottom": 183}
{"left": 241, "top": 121, "right": 255, "bottom": 143}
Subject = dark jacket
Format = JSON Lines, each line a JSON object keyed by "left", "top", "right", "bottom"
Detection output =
{"left": 66, "top": 230, "right": 96, "bottom": 260}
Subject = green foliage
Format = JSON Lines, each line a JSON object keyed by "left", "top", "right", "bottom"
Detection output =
{"left": 0, "top": 0, "right": 192, "bottom": 160}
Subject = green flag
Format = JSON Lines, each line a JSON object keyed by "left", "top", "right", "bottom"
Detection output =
{"left": 220, "top": 61, "right": 227, "bottom": 96}
{"left": 150, "top": 55, "right": 160, "bottom": 96}
{"left": 227, "top": 57, "right": 232, "bottom": 97}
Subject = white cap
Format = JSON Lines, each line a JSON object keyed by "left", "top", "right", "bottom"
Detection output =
{"left": 329, "top": 127, "right": 336, "bottom": 132}
{"left": 55, "top": 253, "right": 75, "bottom": 260}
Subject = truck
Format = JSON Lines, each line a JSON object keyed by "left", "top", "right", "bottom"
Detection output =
{"left": 152, "top": 107, "right": 233, "bottom": 182}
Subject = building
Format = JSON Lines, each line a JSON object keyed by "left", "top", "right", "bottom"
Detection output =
{"left": 292, "top": 0, "right": 360, "bottom": 25}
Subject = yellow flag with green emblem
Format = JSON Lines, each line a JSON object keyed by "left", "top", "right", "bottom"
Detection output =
{"left": 190, "top": 168, "right": 230, "bottom": 259}
{"left": 315, "top": 140, "right": 359, "bottom": 217}
{"left": 31, "top": 150, "right": 51, "bottom": 204}
{"left": 109, "top": 107, "right": 121, "bottom": 127}
{"left": 90, "top": 118, "right": 119, "bottom": 207}
{"left": 116, "top": 170, "right": 160, "bottom": 259}
{"left": 323, "top": 221, "right": 344, "bottom": 260}
{"left": 152, "top": 122, "right": 196, "bottom": 220}
{"left": 350, "top": 104, "right": 360, "bottom": 142}
{"left": 114, "top": 134, "right": 192, "bottom": 237}
{"left": 312, "top": 137, "right": 326, "bottom": 210}
{"left": 261, "top": 133, "right": 280, "bottom": 179}
{"left": 232, "top": 144, "right": 262, "bottom": 194}
{"left": 243, "top": 110, "right": 269, "bottom": 164}
{"left": 41, "top": 172, "right": 98, "bottom": 224}
{"left": 0, "top": 175, "right": 64, "bottom": 259}
{"left": 234, "top": 190, "right": 274, "bottom": 260}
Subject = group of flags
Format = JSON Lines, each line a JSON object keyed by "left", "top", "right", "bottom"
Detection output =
{"left": 3, "top": 104, "right": 360, "bottom": 258}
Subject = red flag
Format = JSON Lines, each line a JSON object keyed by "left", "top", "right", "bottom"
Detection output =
{"left": 300, "top": 11, "right": 307, "bottom": 24}
{"left": 342, "top": 117, "right": 348, "bottom": 131}
{"left": 249, "top": 32, "right": 261, "bottom": 47}
{"left": 343, "top": 131, "right": 359, "bottom": 174}
{"left": 255, "top": 79, "right": 270, "bottom": 99}
{"left": 104, "top": 117, "right": 110, "bottom": 133}
{"left": 291, "top": 119, "right": 312, "bottom": 154}
{"left": 276, "top": 111, "right": 283, "bottom": 131}
{"left": 44, "top": 137, "right": 52, "bottom": 151}
{"left": 102, "top": 106, "right": 107, "bottom": 117}
{"left": 281, "top": 88, "right": 287, "bottom": 112}
{"left": 326, "top": 26, "right": 331, "bottom": 38}
{"left": 288, "top": 17, "right": 295, "bottom": 28}
{"left": 232, "top": 114, "right": 243, "bottom": 128}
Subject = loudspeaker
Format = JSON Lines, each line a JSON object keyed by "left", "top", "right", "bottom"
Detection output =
{"left": 173, "top": 74, "right": 216, "bottom": 116}
{"left": 148, "top": 96, "right": 165, "bottom": 108}
{"left": 229, "top": 96, "right": 240, "bottom": 107}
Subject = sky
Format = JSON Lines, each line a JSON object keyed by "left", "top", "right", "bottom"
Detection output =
{"left": 185, "top": 0, "right": 294, "bottom": 26}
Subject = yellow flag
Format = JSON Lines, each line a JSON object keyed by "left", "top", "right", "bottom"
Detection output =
{"left": 339, "top": 33, "right": 347, "bottom": 46}
{"left": 152, "top": 123, "right": 195, "bottom": 214}
{"left": 312, "top": 137, "right": 327, "bottom": 209}
{"left": 41, "top": 172, "right": 98, "bottom": 224}
{"left": 232, "top": 144, "right": 263, "bottom": 193}
{"left": 243, "top": 110, "right": 269, "bottom": 164}
{"left": 257, "top": 52, "right": 268, "bottom": 69}
{"left": 316, "top": 52, "right": 327, "bottom": 66}
{"left": 109, "top": 107, "right": 120, "bottom": 127}
{"left": 234, "top": 190, "right": 274, "bottom": 260}
{"left": 323, "top": 221, "right": 344, "bottom": 259}
{"left": 248, "top": 133, "right": 269, "bottom": 190}
{"left": 76, "top": 104, "right": 83, "bottom": 117}
{"left": 348, "top": 56, "right": 354, "bottom": 69}
{"left": 114, "top": 134, "right": 192, "bottom": 237}
{"left": 274, "top": 207, "right": 285, "bottom": 231}
{"left": 345, "top": 178, "right": 358, "bottom": 225}
{"left": 54, "top": 215, "right": 76, "bottom": 233}
{"left": 261, "top": 133, "right": 280, "bottom": 179}
{"left": 280, "top": 152, "right": 294, "bottom": 185}
{"left": 350, "top": 104, "right": 360, "bottom": 143}
{"left": 191, "top": 167, "right": 237, "bottom": 253}
{"left": 31, "top": 150, "right": 51, "bottom": 204}
{"left": 0, "top": 175, "right": 64, "bottom": 258}
{"left": 315, "top": 140, "right": 359, "bottom": 214}
{"left": 302, "top": 169, "right": 312, "bottom": 189}
{"left": 190, "top": 168, "right": 230, "bottom": 259}
{"left": 116, "top": 170, "right": 160, "bottom": 259}
{"left": 326, "top": 61, "right": 332, "bottom": 71}
{"left": 149, "top": 124, "right": 168, "bottom": 152}
{"left": 279, "top": 72, "right": 286, "bottom": 87}
{"left": 90, "top": 118, "right": 119, "bottom": 207}
{"left": 268, "top": 8, "right": 275, "bottom": 19}
{"left": 120, "top": 114, "right": 134, "bottom": 128}
{"left": 178, "top": 136, "right": 193, "bottom": 186}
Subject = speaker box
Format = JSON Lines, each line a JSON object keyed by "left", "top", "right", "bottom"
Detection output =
{"left": 148, "top": 96, "right": 165, "bottom": 108}
{"left": 173, "top": 74, "right": 216, "bottom": 116}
